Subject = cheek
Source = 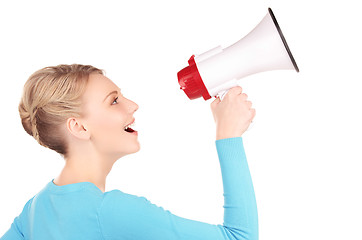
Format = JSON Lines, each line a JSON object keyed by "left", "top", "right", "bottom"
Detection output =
{"left": 89, "top": 110, "right": 127, "bottom": 144}
{"left": 93, "top": 113, "right": 122, "bottom": 135}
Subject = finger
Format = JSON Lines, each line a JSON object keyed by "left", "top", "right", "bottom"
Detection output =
{"left": 241, "top": 93, "right": 248, "bottom": 100}
{"left": 246, "top": 100, "right": 252, "bottom": 109}
{"left": 235, "top": 92, "right": 248, "bottom": 102}
{"left": 228, "top": 86, "right": 243, "bottom": 96}
{"left": 250, "top": 108, "right": 256, "bottom": 121}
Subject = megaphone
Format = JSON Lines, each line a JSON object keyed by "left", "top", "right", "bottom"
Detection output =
{"left": 177, "top": 8, "right": 299, "bottom": 100}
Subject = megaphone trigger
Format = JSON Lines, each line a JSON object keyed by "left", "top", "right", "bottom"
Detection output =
{"left": 217, "top": 89, "right": 229, "bottom": 101}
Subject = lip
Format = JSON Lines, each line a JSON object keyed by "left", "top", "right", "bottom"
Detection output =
{"left": 125, "top": 118, "right": 135, "bottom": 128}
{"left": 124, "top": 118, "right": 138, "bottom": 136}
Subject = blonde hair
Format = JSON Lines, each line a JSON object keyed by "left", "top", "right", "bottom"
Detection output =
{"left": 18, "top": 64, "right": 103, "bottom": 156}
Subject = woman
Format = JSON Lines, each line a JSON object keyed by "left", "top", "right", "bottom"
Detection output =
{"left": 1, "top": 64, "right": 257, "bottom": 240}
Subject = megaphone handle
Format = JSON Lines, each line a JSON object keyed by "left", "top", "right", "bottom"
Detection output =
{"left": 217, "top": 89, "right": 229, "bottom": 101}
{"left": 216, "top": 88, "right": 255, "bottom": 132}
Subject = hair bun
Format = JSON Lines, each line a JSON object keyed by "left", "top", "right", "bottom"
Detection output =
{"left": 18, "top": 102, "right": 34, "bottom": 137}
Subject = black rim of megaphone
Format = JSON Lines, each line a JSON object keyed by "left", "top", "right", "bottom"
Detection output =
{"left": 268, "top": 8, "right": 299, "bottom": 72}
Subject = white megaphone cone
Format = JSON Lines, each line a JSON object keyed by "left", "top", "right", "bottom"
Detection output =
{"left": 177, "top": 8, "right": 299, "bottom": 101}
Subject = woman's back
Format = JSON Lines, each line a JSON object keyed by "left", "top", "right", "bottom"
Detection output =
{"left": 2, "top": 138, "right": 258, "bottom": 240}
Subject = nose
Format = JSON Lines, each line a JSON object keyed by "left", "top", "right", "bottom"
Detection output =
{"left": 133, "top": 101, "right": 139, "bottom": 113}
{"left": 126, "top": 98, "right": 139, "bottom": 113}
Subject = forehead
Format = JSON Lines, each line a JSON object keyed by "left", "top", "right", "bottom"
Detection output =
{"left": 83, "top": 73, "right": 119, "bottom": 101}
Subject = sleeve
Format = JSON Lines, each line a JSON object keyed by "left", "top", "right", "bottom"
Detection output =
{"left": 98, "top": 137, "right": 258, "bottom": 240}
{"left": 0, "top": 217, "right": 24, "bottom": 240}
{"left": 0, "top": 198, "right": 34, "bottom": 240}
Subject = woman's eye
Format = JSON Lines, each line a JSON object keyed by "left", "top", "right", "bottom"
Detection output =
{"left": 112, "top": 97, "right": 119, "bottom": 105}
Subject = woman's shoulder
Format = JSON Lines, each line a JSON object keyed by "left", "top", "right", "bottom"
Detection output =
{"left": 102, "top": 189, "right": 150, "bottom": 207}
{"left": 101, "top": 189, "right": 164, "bottom": 216}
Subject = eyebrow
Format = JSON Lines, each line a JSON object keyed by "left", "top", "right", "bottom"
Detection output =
{"left": 103, "top": 90, "right": 120, "bottom": 102}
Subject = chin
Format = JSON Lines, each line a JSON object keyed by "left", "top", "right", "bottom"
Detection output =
{"left": 117, "top": 142, "right": 141, "bottom": 158}
{"left": 130, "top": 143, "right": 141, "bottom": 154}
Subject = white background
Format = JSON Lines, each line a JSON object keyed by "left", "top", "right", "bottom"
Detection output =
{"left": 1, "top": 0, "right": 361, "bottom": 239}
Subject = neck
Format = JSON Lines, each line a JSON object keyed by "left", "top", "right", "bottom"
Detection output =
{"left": 54, "top": 149, "right": 116, "bottom": 193}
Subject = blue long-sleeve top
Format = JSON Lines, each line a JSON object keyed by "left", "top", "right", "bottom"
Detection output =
{"left": 1, "top": 137, "right": 258, "bottom": 239}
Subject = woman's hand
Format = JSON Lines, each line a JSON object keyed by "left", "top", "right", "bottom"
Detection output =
{"left": 210, "top": 86, "right": 256, "bottom": 140}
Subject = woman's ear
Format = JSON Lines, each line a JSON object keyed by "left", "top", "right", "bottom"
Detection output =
{"left": 66, "top": 117, "right": 90, "bottom": 140}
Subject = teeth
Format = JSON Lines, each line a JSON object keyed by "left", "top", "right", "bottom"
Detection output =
{"left": 124, "top": 122, "right": 135, "bottom": 130}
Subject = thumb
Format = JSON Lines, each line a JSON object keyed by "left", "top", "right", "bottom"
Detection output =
{"left": 210, "top": 96, "right": 221, "bottom": 110}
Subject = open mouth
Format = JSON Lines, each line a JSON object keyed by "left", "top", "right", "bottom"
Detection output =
{"left": 124, "top": 127, "right": 135, "bottom": 133}
{"left": 124, "top": 121, "right": 136, "bottom": 133}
